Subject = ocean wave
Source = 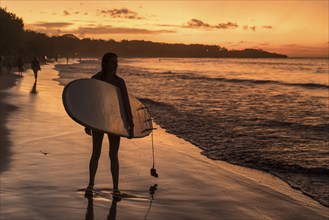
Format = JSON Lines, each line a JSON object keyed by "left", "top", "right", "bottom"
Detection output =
{"left": 155, "top": 72, "right": 329, "bottom": 90}
{"left": 138, "top": 96, "right": 329, "bottom": 207}
{"left": 209, "top": 77, "right": 328, "bottom": 90}
{"left": 254, "top": 120, "right": 329, "bottom": 132}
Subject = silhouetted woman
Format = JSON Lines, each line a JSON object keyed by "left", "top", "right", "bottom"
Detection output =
{"left": 85, "top": 52, "right": 134, "bottom": 198}
{"left": 31, "top": 56, "right": 41, "bottom": 81}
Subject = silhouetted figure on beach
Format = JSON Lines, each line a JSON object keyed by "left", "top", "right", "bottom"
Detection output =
{"left": 4, "top": 56, "right": 12, "bottom": 73}
{"left": 85, "top": 52, "right": 134, "bottom": 198}
{"left": 31, "top": 56, "right": 41, "bottom": 81}
{"left": 17, "top": 55, "right": 24, "bottom": 75}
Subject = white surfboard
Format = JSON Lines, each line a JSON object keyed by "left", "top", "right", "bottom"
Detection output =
{"left": 62, "top": 78, "right": 152, "bottom": 138}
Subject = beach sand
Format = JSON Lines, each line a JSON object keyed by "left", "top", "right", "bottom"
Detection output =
{"left": 0, "top": 64, "right": 328, "bottom": 219}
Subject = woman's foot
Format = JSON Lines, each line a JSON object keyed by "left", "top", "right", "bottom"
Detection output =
{"left": 112, "top": 189, "right": 122, "bottom": 199}
{"left": 85, "top": 185, "right": 94, "bottom": 197}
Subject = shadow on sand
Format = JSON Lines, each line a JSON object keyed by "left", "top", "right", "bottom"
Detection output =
{"left": 0, "top": 90, "right": 19, "bottom": 173}
{"left": 84, "top": 184, "right": 158, "bottom": 220}
{"left": 0, "top": 106, "right": 14, "bottom": 173}
{"left": 0, "top": 73, "right": 22, "bottom": 173}
{"left": 30, "top": 81, "right": 38, "bottom": 94}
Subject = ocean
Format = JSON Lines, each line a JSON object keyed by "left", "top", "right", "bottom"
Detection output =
{"left": 55, "top": 57, "right": 329, "bottom": 206}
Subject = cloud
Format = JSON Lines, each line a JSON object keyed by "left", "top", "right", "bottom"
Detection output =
{"left": 76, "top": 25, "right": 175, "bottom": 35}
{"left": 72, "top": 20, "right": 97, "bottom": 24}
{"left": 62, "top": 9, "right": 89, "bottom": 16}
{"left": 242, "top": 25, "right": 256, "bottom": 31}
{"left": 242, "top": 25, "right": 273, "bottom": 31}
{"left": 26, "top": 22, "right": 73, "bottom": 29}
{"left": 25, "top": 22, "right": 73, "bottom": 36}
{"left": 185, "top": 19, "right": 238, "bottom": 30}
{"left": 98, "top": 8, "right": 143, "bottom": 19}
{"left": 215, "top": 22, "right": 239, "bottom": 29}
{"left": 157, "top": 24, "right": 175, "bottom": 27}
{"left": 25, "top": 23, "right": 175, "bottom": 38}
{"left": 187, "top": 19, "right": 212, "bottom": 28}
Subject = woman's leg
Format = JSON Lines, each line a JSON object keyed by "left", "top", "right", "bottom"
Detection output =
{"left": 88, "top": 131, "right": 104, "bottom": 187}
{"left": 108, "top": 134, "right": 120, "bottom": 190}
{"left": 33, "top": 70, "right": 38, "bottom": 80}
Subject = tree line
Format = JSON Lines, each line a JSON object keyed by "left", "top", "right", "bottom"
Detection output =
{"left": 0, "top": 7, "right": 288, "bottom": 61}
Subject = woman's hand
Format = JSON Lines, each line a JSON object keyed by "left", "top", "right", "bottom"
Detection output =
{"left": 85, "top": 127, "right": 92, "bottom": 136}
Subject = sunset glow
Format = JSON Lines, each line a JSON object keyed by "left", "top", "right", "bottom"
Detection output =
{"left": 1, "top": 0, "right": 328, "bottom": 57}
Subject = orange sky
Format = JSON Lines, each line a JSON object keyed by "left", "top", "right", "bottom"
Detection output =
{"left": 1, "top": 1, "right": 328, "bottom": 57}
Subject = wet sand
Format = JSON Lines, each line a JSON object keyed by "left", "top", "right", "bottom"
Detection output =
{"left": 0, "top": 64, "right": 328, "bottom": 219}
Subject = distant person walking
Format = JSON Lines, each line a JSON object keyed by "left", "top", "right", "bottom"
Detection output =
{"left": 31, "top": 56, "right": 41, "bottom": 81}
{"left": 4, "top": 56, "right": 12, "bottom": 73}
{"left": 84, "top": 52, "right": 134, "bottom": 198}
{"left": 17, "top": 55, "right": 24, "bottom": 75}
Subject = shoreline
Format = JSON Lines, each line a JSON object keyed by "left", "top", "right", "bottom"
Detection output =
{"left": 141, "top": 98, "right": 329, "bottom": 208}
{"left": 53, "top": 60, "right": 329, "bottom": 207}
{"left": 0, "top": 63, "right": 328, "bottom": 219}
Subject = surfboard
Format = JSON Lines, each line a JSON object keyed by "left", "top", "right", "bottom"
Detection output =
{"left": 62, "top": 78, "right": 152, "bottom": 138}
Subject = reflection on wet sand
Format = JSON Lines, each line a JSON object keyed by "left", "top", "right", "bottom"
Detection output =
{"left": 85, "top": 196, "right": 94, "bottom": 220}
{"left": 30, "top": 81, "right": 38, "bottom": 94}
{"left": 84, "top": 195, "right": 120, "bottom": 220}
{"left": 84, "top": 184, "right": 158, "bottom": 220}
{"left": 107, "top": 198, "right": 119, "bottom": 220}
{"left": 144, "top": 184, "right": 158, "bottom": 220}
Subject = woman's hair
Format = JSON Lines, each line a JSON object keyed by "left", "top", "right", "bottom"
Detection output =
{"left": 101, "top": 52, "right": 118, "bottom": 74}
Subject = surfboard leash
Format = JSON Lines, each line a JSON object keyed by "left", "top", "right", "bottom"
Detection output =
{"left": 150, "top": 129, "right": 158, "bottom": 178}
{"left": 139, "top": 104, "right": 159, "bottom": 178}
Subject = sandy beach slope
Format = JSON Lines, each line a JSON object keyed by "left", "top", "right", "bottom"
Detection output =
{"left": 0, "top": 64, "right": 328, "bottom": 219}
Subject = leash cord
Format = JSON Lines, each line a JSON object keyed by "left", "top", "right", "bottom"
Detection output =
{"left": 151, "top": 129, "right": 155, "bottom": 168}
